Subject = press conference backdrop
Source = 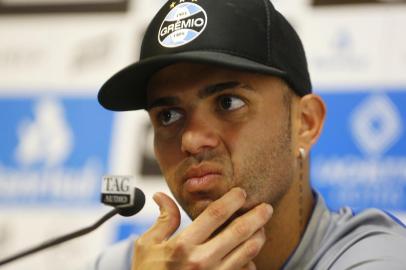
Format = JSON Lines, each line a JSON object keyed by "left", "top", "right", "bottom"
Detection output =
{"left": 0, "top": 0, "right": 405, "bottom": 269}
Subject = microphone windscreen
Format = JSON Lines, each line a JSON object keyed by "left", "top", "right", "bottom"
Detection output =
{"left": 118, "top": 188, "right": 145, "bottom": 217}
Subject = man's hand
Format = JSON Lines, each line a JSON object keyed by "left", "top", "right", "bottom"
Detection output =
{"left": 131, "top": 188, "right": 273, "bottom": 270}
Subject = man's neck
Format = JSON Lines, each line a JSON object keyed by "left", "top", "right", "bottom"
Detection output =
{"left": 254, "top": 162, "right": 314, "bottom": 270}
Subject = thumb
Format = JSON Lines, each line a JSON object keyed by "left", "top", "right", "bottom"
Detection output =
{"left": 142, "top": 192, "right": 181, "bottom": 244}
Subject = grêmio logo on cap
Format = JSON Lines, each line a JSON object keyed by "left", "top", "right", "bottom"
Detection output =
{"left": 158, "top": 2, "right": 207, "bottom": 48}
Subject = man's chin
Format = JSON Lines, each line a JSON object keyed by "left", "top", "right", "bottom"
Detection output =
{"left": 182, "top": 190, "right": 227, "bottom": 219}
{"left": 185, "top": 199, "right": 214, "bottom": 220}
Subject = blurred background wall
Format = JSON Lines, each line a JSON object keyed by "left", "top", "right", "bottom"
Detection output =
{"left": 0, "top": 0, "right": 405, "bottom": 269}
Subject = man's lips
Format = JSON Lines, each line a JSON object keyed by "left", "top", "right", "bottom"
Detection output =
{"left": 183, "top": 166, "right": 223, "bottom": 193}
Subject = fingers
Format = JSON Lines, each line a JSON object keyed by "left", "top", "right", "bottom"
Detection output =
{"left": 202, "top": 203, "right": 272, "bottom": 260}
{"left": 219, "top": 228, "right": 265, "bottom": 270}
{"left": 140, "top": 192, "right": 181, "bottom": 244}
{"left": 242, "top": 261, "right": 257, "bottom": 270}
{"left": 179, "top": 187, "right": 247, "bottom": 244}
{"left": 133, "top": 189, "right": 270, "bottom": 270}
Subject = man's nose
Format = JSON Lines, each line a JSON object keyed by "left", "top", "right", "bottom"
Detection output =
{"left": 180, "top": 115, "right": 220, "bottom": 156}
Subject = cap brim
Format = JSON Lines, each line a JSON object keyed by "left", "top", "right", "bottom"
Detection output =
{"left": 98, "top": 51, "right": 286, "bottom": 111}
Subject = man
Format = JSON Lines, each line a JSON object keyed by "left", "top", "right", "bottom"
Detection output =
{"left": 96, "top": 0, "right": 406, "bottom": 269}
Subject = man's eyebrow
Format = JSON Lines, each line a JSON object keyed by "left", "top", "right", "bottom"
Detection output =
{"left": 198, "top": 81, "right": 251, "bottom": 98}
{"left": 147, "top": 81, "right": 252, "bottom": 110}
{"left": 147, "top": 96, "right": 180, "bottom": 110}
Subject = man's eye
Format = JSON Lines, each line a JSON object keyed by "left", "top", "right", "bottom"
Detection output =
{"left": 158, "top": 109, "right": 183, "bottom": 126}
{"left": 218, "top": 96, "right": 245, "bottom": 111}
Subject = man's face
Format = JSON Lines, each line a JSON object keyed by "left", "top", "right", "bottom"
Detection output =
{"left": 147, "top": 63, "right": 297, "bottom": 219}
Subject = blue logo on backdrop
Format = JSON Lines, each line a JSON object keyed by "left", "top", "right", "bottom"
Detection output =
{"left": 0, "top": 96, "right": 113, "bottom": 207}
{"left": 312, "top": 90, "right": 406, "bottom": 211}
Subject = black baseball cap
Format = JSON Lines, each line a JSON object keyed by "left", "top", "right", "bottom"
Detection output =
{"left": 98, "top": 0, "right": 312, "bottom": 111}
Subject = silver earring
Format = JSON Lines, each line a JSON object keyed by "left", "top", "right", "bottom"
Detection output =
{"left": 299, "top": 147, "right": 306, "bottom": 159}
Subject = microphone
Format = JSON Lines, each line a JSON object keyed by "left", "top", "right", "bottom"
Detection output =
{"left": 100, "top": 175, "right": 145, "bottom": 217}
{"left": 0, "top": 175, "right": 145, "bottom": 267}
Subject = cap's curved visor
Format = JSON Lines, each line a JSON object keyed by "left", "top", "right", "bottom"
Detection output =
{"left": 98, "top": 50, "right": 286, "bottom": 111}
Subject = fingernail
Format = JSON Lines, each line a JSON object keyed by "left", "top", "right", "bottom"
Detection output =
{"left": 153, "top": 192, "right": 163, "bottom": 205}
{"left": 152, "top": 192, "right": 160, "bottom": 202}
{"left": 264, "top": 204, "right": 273, "bottom": 216}
{"left": 240, "top": 188, "right": 247, "bottom": 198}
{"left": 232, "top": 187, "right": 247, "bottom": 198}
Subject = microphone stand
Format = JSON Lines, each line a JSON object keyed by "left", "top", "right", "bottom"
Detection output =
{"left": 0, "top": 208, "right": 119, "bottom": 267}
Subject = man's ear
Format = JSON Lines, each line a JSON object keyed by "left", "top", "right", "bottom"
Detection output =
{"left": 296, "top": 94, "right": 326, "bottom": 156}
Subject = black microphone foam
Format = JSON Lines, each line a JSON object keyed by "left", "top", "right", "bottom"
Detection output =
{"left": 117, "top": 187, "right": 145, "bottom": 217}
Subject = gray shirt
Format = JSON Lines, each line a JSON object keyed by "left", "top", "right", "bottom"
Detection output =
{"left": 284, "top": 193, "right": 406, "bottom": 269}
{"left": 94, "top": 193, "right": 406, "bottom": 270}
